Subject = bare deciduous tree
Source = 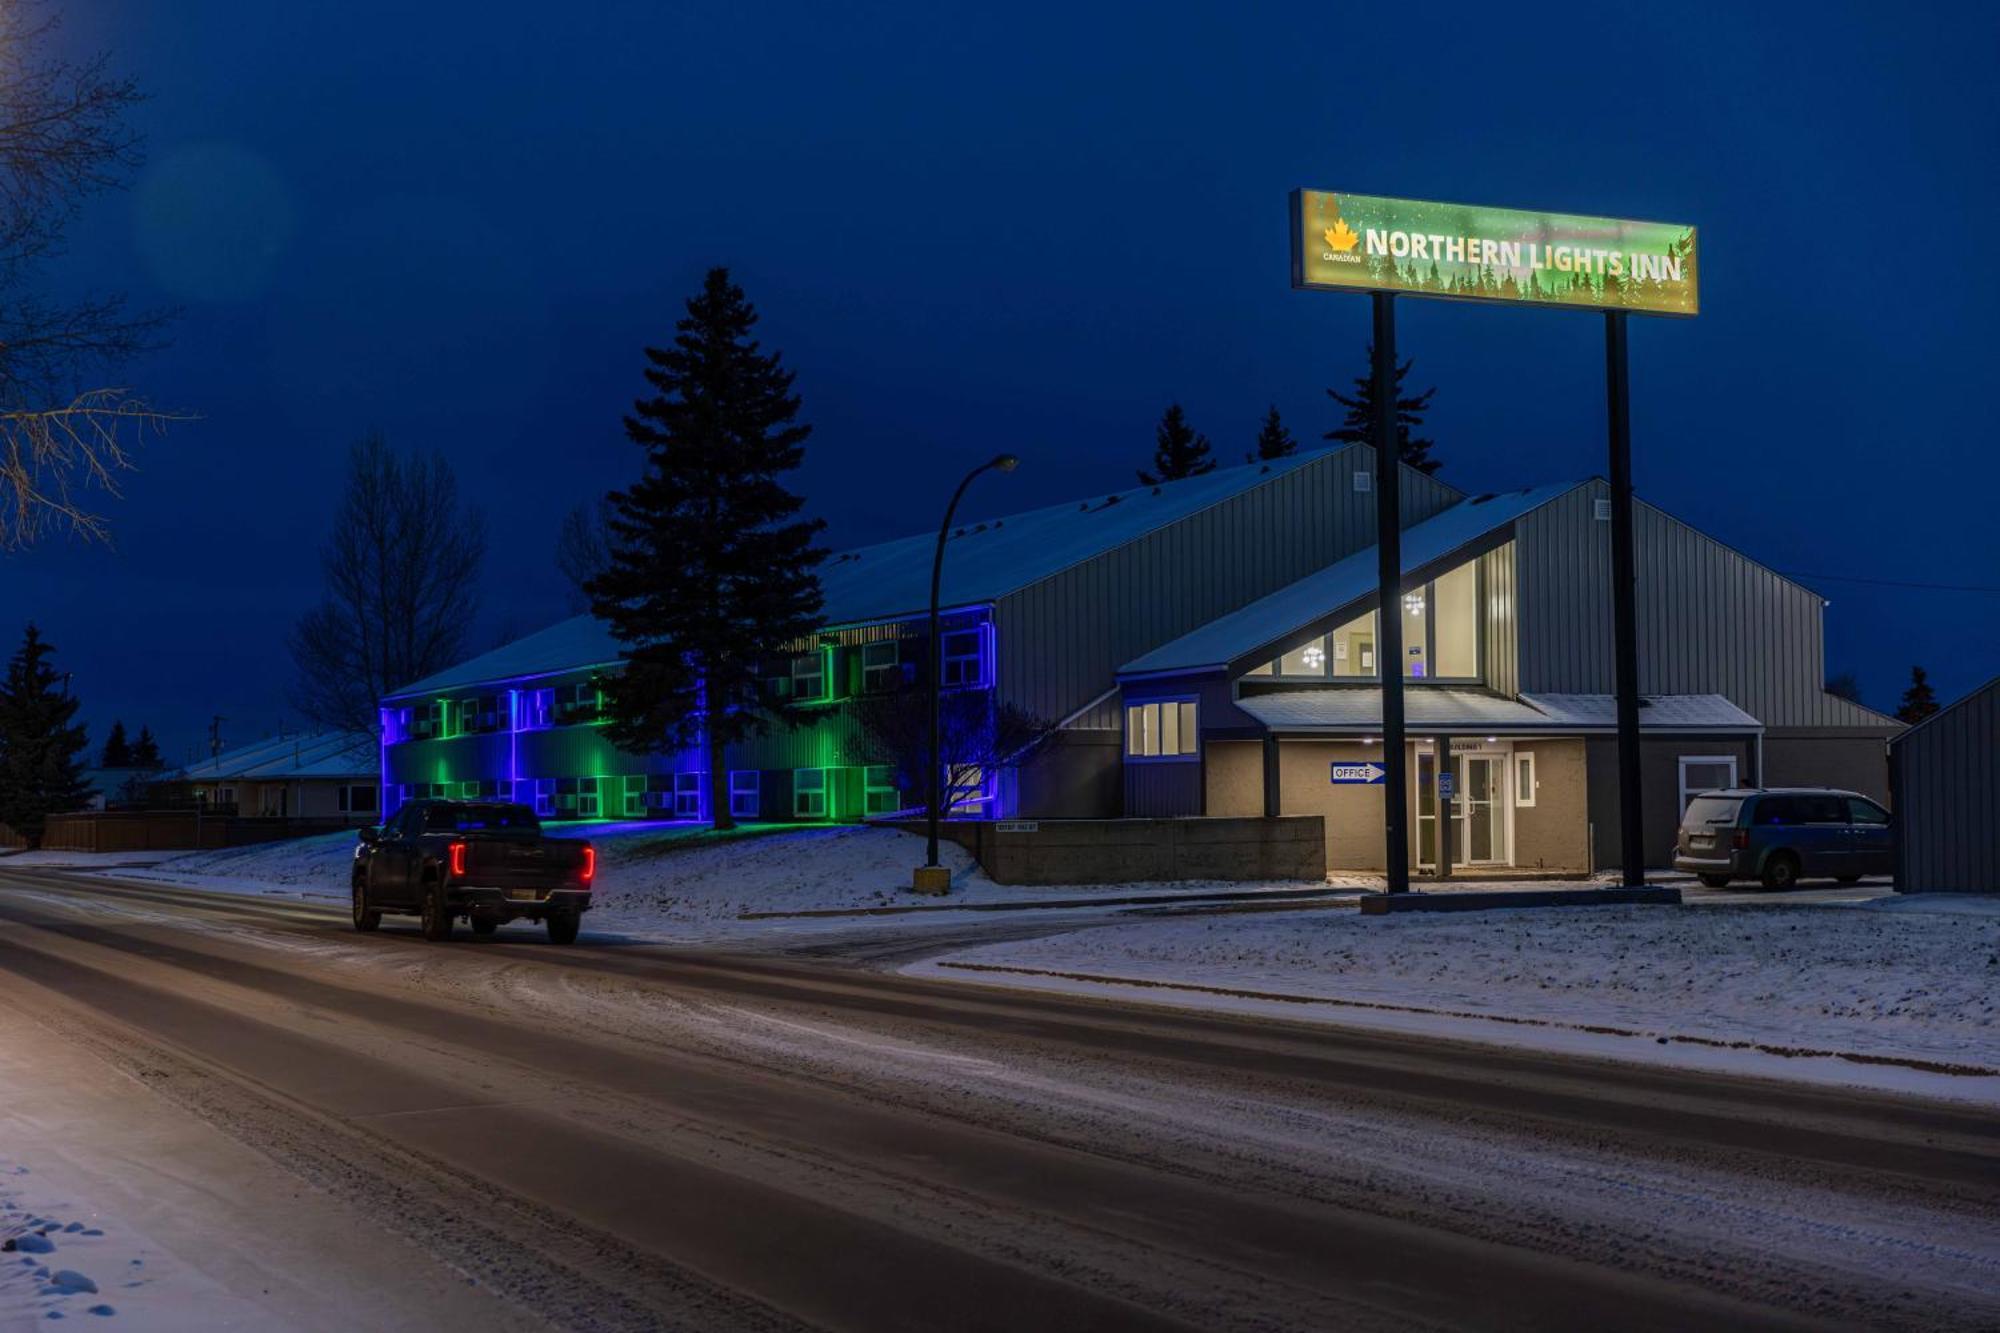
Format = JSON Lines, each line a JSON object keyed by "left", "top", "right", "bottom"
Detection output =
{"left": 289, "top": 433, "right": 487, "bottom": 731}
{"left": 554, "top": 498, "right": 612, "bottom": 613}
{"left": 0, "top": 7, "right": 181, "bottom": 550}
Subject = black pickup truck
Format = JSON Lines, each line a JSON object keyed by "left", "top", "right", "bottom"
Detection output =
{"left": 351, "top": 799, "right": 595, "bottom": 943}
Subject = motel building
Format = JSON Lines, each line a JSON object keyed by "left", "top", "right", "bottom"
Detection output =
{"left": 379, "top": 444, "right": 1898, "bottom": 874}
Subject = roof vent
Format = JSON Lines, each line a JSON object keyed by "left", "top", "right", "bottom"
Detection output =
{"left": 1593, "top": 498, "right": 1612, "bottom": 521}
{"left": 1353, "top": 471, "right": 1371, "bottom": 493}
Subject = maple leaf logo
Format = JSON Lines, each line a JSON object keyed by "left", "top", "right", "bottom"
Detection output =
{"left": 1323, "top": 218, "right": 1360, "bottom": 253}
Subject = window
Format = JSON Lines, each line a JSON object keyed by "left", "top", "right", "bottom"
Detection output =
{"left": 413, "top": 700, "right": 445, "bottom": 739}
{"left": 1678, "top": 755, "right": 1738, "bottom": 813}
{"left": 864, "top": 765, "right": 900, "bottom": 815}
{"left": 674, "top": 772, "right": 703, "bottom": 819}
{"left": 940, "top": 629, "right": 986, "bottom": 688}
{"left": 553, "top": 776, "right": 599, "bottom": 816}
{"left": 1514, "top": 751, "right": 1536, "bottom": 808}
{"left": 382, "top": 707, "right": 412, "bottom": 744}
{"left": 794, "top": 768, "right": 829, "bottom": 818}
{"left": 729, "top": 770, "right": 761, "bottom": 820}
{"left": 338, "top": 784, "right": 378, "bottom": 814}
{"left": 1125, "top": 699, "right": 1199, "bottom": 759}
{"left": 555, "top": 683, "right": 601, "bottom": 725}
{"left": 1432, "top": 563, "right": 1478, "bottom": 679}
{"left": 531, "top": 778, "right": 554, "bottom": 817}
{"left": 1329, "top": 611, "right": 1375, "bottom": 678}
{"left": 791, "top": 653, "right": 827, "bottom": 702}
{"left": 1846, "top": 797, "right": 1890, "bottom": 826}
{"left": 519, "top": 688, "right": 554, "bottom": 730}
{"left": 622, "top": 776, "right": 652, "bottom": 817}
{"left": 1400, "top": 590, "right": 1427, "bottom": 678}
{"left": 861, "top": 640, "right": 901, "bottom": 692}
{"left": 1278, "top": 635, "right": 1329, "bottom": 678}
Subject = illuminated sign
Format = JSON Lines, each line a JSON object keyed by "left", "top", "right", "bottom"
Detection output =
{"left": 1291, "top": 190, "right": 1697, "bottom": 317}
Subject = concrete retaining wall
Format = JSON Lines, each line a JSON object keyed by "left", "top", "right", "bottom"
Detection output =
{"left": 896, "top": 815, "right": 1325, "bottom": 886}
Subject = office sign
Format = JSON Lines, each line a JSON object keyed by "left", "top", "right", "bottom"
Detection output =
{"left": 1291, "top": 190, "right": 1698, "bottom": 316}
{"left": 1331, "top": 763, "right": 1388, "bottom": 786}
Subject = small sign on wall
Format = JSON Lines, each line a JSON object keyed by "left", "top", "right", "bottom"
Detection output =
{"left": 995, "top": 821, "right": 1039, "bottom": 833}
{"left": 1330, "top": 763, "right": 1388, "bottom": 786}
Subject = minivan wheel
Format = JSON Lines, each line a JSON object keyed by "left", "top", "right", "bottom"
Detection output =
{"left": 1760, "top": 853, "right": 1800, "bottom": 891}
{"left": 545, "top": 911, "right": 580, "bottom": 945}
{"left": 351, "top": 875, "right": 382, "bottom": 932}
{"left": 1697, "top": 874, "right": 1731, "bottom": 889}
{"left": 419, "top": 881, "right": 453, "bottom": 941}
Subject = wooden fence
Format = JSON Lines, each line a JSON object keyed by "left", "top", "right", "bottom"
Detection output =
{"left": 35, "top": 811, "right": 363, "bottom": 853}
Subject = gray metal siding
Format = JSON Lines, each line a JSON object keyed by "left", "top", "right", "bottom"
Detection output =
{"left": 1892, "top": 678, "right": 1999, "bottom": 892}
{"left": 994, "top": 447, "right": 1460, "bottom": 726}
{"left": 1516, "top": 482, "right": 1873, "bottom": 728}
{"left": 1483, "top": 542, "right": 1518, "bottom": 697}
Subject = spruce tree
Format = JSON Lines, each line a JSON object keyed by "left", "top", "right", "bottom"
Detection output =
{"left": 1325, "top": 344, "right": 1441, "bottom": 474}
{"left": 130, "top": 725, "right": 162, "bottom": 769}
{"left": 587, "top": 268, "right": 828, "bottom": 831}
{"left": 1896, "top": 666, "right": 1940, "bottom": 724}
{"left": 1251, "top": 406, "right": 1297, "bottom": 462}
{"left": 101, "top": 720, "right": 132, "bottom": 768}
{"left": 1137, "top": 403, "right": 1216, "bottom": 485}
{"left": 0, "top": 625, "right": 94, "bottom": 845}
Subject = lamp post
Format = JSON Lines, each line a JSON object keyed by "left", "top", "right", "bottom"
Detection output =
{"left": 914, "top": 453, "right": 1020, "bottom": 894}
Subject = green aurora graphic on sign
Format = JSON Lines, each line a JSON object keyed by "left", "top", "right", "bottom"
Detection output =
{"left": 1291, "top": 190, "right": 1698, "bottom": 316}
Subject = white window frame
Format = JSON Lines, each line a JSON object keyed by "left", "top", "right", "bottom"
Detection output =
{"left": 939, "top": 628, "right": 986, "bottom": 688}
{"left": 623, "top": 775, "right": 648, "bottom": 817}
{"left": 861, "top": 640, "right": 900, "bottom": 692}
{"left": 729, "top": 770, "right": 761, "bottom": 820}
{"left": 1124, "top": 699, "right": 1199, "bottom": 761}
{"left": 577, "top": 775, "right": 599, "bottom": 817}
{"left": 673, "top": 771, "right": 703, "bottom": 819}
{"left": 532, "top": 778, "right": 554, "bottom": 817}
{"left": 863, "top": 765, "right": 900, "bottom": 815}
{"left": 791, "top": 652, "right": 827, "bottom": 702}
{"left": 1514, "top": 751, "right": 1537, "bottom": 808}
{"left": 794, "top": 768, "right": 829, "bottom": 818}
{"left": 1677, "top": 754, "right": 1739, "bottom": 814}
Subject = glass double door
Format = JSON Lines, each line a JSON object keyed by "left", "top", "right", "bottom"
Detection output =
{"left": 1417, "top": 750, "right": 1506, "bottom": 870}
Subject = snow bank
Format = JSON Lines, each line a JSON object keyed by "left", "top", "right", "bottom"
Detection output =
{"left": 113, "top": 823, "right": 1339, "bottom": 940}
{"left": 919, "top": 902, "right": 2000, "bottom": 1078}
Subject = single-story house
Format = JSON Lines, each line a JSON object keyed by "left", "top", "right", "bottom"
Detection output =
{"left": 162, "top": 730, "right": 379, "bottom": 821}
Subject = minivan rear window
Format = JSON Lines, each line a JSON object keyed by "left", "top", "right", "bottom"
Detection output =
{"left": 1682, "top": 796, "right": 1741, "bottom": 827}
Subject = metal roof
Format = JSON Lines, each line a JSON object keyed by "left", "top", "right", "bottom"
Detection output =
{"left": 171, "top": 731, "right": 376, "bottom": 782}
{"left": 1119, "top": 481, "right": 1586, "bottom": 676}
{"left": 390, "top": 447, "right": 1351, "bottom": 698}
{"left": 1236, "top": 689, "right": 1762, "bottom": 735}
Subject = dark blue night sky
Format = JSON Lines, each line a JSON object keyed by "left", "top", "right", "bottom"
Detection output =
{"left": 6, "top": 1, "right": 1996, "bottom": 762}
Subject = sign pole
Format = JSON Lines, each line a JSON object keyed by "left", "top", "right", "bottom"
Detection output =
{"left": 1373, "top": 292, "right": 1410, "bottom": 895}
{"left": 1605, "top": 311, "right": 1645, "bottom": 887}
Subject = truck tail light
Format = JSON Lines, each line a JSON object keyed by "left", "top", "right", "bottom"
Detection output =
{"left": 448, "top": 841, "right": 466, "bottom": 877}
{"left": 1731, "top": 830, "right": 1749, "bottom": 851}
{"left": 580, "top": 846, "right": 596, "bottom": 883}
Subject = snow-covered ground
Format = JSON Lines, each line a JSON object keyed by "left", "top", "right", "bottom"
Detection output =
{"left": 910, "top": 897, "right": 2000, "bottom": 1102}
{"left": 91, "top": 824, "right": 1343, "bottom": 942}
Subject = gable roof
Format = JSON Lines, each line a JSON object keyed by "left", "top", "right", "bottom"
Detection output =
{"left": 390, "top": 447, "right": 1361, "bottom": 698}
{"left": 172, "top": 731, "right": 376, "bottom": 782}
{"left": 1120, "top": 480, "right": 1586, "bottom": 677}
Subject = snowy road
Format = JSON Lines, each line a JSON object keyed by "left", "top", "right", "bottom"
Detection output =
{"left": 1, "top": 868, "right": 1996, "bottom": 1331}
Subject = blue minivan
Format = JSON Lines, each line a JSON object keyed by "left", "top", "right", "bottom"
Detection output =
{"left": 1673, "top": 787, "right": 1894, "bottom": 889}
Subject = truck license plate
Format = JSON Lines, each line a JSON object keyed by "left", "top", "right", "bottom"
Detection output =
{"left": 507, "top": 889, "right": 540, "bottom": 902}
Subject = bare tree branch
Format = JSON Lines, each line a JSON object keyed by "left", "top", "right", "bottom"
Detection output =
{"left": 0, "top": 5, "right": 179, "bottom": 550}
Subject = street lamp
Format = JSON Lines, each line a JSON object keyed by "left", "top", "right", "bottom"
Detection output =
{"left": 914, "top": 452, "right": 1020, "bottom": 894}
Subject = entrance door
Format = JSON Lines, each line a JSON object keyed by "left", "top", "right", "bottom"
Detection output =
{"left": 1457, "top": 755, "right": 1504, "bottom": 865}
{"left": 1416, "top": 750, "right": 1438, "bottom": 870}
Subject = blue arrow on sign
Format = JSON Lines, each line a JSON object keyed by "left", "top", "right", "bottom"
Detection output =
{"left": 1330, "top": 762, "right": 1388, "bottom": 785}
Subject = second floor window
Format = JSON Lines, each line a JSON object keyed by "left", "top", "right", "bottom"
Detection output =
{"left": 940, "top": 629, "right": 985, "bottom": 688}
{"left": 861, "top": 640, "right": 901, "bottom": 693}
{"left": 555, "top": 684, "right": 601, "bottom": 725}
{"left": 1126, "top": 699, "right": 1199, "bottom": 759}
{"left": 791, "top": 653, "right": 827, "bottom": 702}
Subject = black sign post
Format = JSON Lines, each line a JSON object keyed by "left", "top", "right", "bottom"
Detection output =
{"left": 1372, "top": 293, "right": 1410, "bottom": 895}
{"left": 1605, "top": 312, "right": 1645, "bottom": 886}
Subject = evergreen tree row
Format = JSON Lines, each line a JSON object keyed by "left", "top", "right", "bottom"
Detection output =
{"left": 99, "top": 718, "right": 164, "bottom": 769}
{"left": 1135, "top": 344, "right": 1443, "bottom": 484}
